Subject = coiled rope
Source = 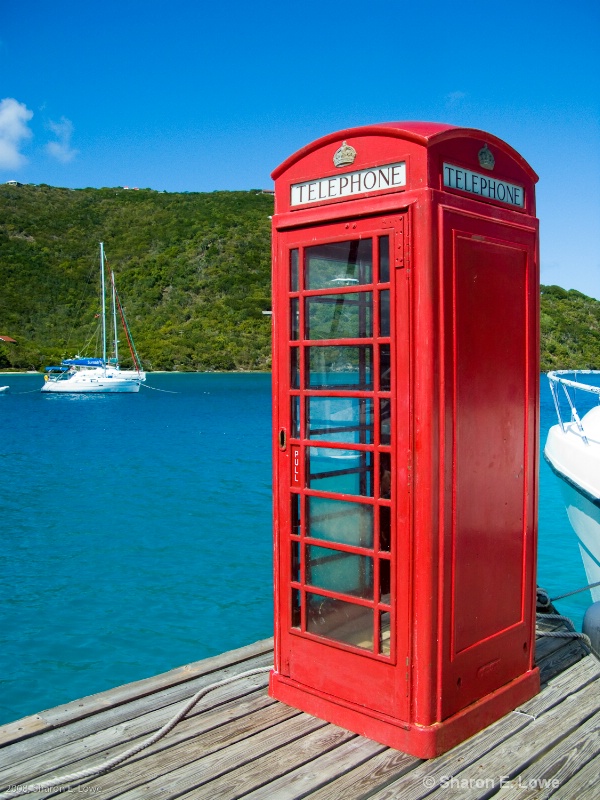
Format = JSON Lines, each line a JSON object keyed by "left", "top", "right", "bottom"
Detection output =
{"left": 536, "top": 587, "right": 593, "bottom": 651}
{"left": 0, "top": 664, "right": 273, "bottom": 799}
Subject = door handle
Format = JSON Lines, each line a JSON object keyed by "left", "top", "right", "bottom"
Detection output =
{"left": 278, "top": 428, "right": 287, "bottom": 451}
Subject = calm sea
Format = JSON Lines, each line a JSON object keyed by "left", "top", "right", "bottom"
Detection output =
{"left": 0, "top": 372, "right": 593, "bottom": 725}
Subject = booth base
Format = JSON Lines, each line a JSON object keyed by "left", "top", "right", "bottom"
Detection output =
{"left": 269, "top": 667, "right": 540, "bottom": 759}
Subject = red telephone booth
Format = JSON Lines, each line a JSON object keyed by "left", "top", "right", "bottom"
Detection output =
{"left": 269, "top": 122, "right": 540, "bottom": 758}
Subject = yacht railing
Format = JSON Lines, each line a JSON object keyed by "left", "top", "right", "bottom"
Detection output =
{"left": 547, "top": 370, "right": 600, "bottom": 445}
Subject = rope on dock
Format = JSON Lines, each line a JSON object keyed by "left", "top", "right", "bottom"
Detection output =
{"left": 535, "top": 588, "right": 593, "bottom": 649}
{"left": 0, "top": 664, "right": 273, "bottom": 799}
{"left": 536, "top": 617, "right": 591, "bottom": 646}
{"left": 536, "top": 626, "right": 592, "bottom": 646}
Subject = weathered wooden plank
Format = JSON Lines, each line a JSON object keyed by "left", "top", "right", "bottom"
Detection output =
{"left": 535, "top": 632, "right": 571, "bottom": 661}
{"left": 375, "top": 679, "right": 600, "bottom": 800}
{"left": 537, "top": 638, "right": 591, "bottom": 684}
{"left": 94, "top": 713, "right": 328, "bottom": 800}
{"left": 302, "top": 747, "right": 420, "bottom": 800}
{"left": 492, "top": 709, "right": 600, "bottom": 799}
{"left": 0, "top": 685, "right": 273, "bottom": 790}
{"left": 549, "top": 753, "right": 600, "bottom": 799}
{"left": 0, "top": 716, "right": 49, "bottom": 748}
{"left": 238, "top": 736, "right": 387, "bottom": 800}
{"left": 517, "top": 655, "right": 600, "bottom": 718}
{"left": 0, "top": 652, "right": 273, "bottom": 766}
{"left": 174, "top": 724, "right": 357, "bottom": 800}
{"left": 18, "top": 702, "right": 306, "bottom": 800}
{"left": 357, "top": 705, "right": 532, "bottom": 800}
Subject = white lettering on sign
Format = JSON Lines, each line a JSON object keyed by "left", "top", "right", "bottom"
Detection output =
{"left": 443, "top": 163, "right": 524, "bottom": 208}
{"left": 290, "top": 162, "right": 406, "bottom": 207}
{"left": 292, "top": 446, "right": 301, "bottom": 487}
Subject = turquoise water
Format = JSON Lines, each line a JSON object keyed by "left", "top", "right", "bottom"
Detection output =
{"left": 0, "top": 372, "right": 593, "bottom": 725}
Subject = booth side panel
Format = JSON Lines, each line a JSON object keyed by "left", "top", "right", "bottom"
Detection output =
{"left": 440, "top": 209, "right": 539, "bottom": 721}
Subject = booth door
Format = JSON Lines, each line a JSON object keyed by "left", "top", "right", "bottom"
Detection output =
{"left": 274, "top": 214, "right": 410, "bottom": 719}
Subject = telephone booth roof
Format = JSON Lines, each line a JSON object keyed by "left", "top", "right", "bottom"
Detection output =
{"left": 272, "top": 121, "right": 538, "bottom": 181}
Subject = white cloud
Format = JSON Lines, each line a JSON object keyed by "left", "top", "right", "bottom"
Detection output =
{"left": 0, "top": 97, "right": 33, "bottom": 169}
{"left": 46, "top": 116, "right": 78, "bottom": 163}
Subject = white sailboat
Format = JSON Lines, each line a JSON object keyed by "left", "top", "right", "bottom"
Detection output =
{"left": 544, "top": 370, "right": 600, "bottom": 602}
{"left": 41, "top": 243, "right": 146, "bottom": 394}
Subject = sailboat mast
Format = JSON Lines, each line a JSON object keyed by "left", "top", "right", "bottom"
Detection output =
{"left": 100, "top": 242, "right": 107, "bottom": 368}
{"left": 111, "top": 270, "right": 119, "bottom": 365}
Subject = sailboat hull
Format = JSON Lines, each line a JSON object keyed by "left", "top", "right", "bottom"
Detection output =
{"left": 41, "top": 368, "right": 146, "bottom": 393}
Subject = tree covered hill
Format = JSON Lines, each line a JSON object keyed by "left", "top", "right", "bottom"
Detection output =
{"left": 0, "top": 183, "right": 274, "bottom": 371}
{"left": 1, "top": 183, "right": 599, "bottom": 372}
{"left": 540, "top": 285, "right": 600, "bottom": 370}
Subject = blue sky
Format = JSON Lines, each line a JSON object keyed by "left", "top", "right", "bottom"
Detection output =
{"left": 1, "top": 0, "right": 599, "bottom": 299}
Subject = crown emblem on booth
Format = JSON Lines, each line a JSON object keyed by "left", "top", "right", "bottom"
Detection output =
{"left": 478, "top": 144, "right": 495, "bottom": 170}
{"left": 333, "top": 141, "right": 357, "bottom": 168}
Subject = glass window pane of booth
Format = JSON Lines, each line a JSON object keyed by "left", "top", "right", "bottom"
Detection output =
{"left": 379, "top": 290, "right": 390, "bottom": 337}
{"left": 305, "top": 240, "right": 372, "bottom": 290}
{"left": 307, "top": 496, "right": 374, "bottom": 548}
{"left": 307, "top": 346, "right": 372, "bottom": 389}
{"left": 380, "top": 398, "right": 391, "bottom": 445}
{"left": 379, "top": 345, "right": 391, "bottom": 391}
{"left": 379, "top": 611, "right": 391, "bottom": 656}
{"left": 291, "top": 347, "right": 300, "bottom": 389}
{"left": 307, "top": 396, "right": 373, "bottom": 444}
{"left": 290, "top": 248, "right": 299, "bottom": 292}
{"left": 290, "top": 298, "right": 299, "bottom": 340}
{"left": 378, "top": 236, "right": 390, "bottom": 283}
{"left": 306, "top": 593, "right": 374, "bottom": 650}
{"left": 306, "top": 293, "right": 372, "bottom": 340}
{"left": 307, "top": 545, "right": 374, "bottom": 599}
{"left": 307, "top": 447, "right": 373, "bottom": 496}
{"left": 291, "top": 395, "right": 300, "bottom": 438}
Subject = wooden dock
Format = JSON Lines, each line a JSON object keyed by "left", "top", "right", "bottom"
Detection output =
{"left": 0, "top": 611, "right": 598, "bottom": 799}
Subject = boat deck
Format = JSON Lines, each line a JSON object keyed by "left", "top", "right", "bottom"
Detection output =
{"left": 0, "top": 611, "right": 598, "bottom": 799}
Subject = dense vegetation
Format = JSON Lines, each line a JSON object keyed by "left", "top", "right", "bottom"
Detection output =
{"left": 1, "top": 183, "right": 599, "bottom": 372}
{"left": 0, "top": 184, "right": 273, "bottom": 371}
{"left": 540, "top": 285, "right": 600, "bottom": 370}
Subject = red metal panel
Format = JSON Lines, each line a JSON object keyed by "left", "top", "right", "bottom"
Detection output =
{"left": 453, "top": 236, "right": 528, "bottom": 648}
{"left": 438, "top": 210, "right": 539, "bottom": 720}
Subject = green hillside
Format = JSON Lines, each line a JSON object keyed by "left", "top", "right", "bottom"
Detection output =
{"left": 540, "top": 285, "right": 600, "bottom": 370}
{"left": 0, "top": 184, "right": 273, "bottom": 371}
{"left": 1, "top": 183, "right": 599, "bottom": 372}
